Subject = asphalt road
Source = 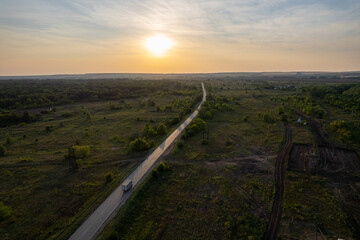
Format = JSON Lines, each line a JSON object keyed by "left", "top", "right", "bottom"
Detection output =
{"left": 68, "top": 82, "right": 206, "bottom": 240}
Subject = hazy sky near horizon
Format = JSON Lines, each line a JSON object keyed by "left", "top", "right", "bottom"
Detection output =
{"left": 0, "top": 0, "right": 359, "bottom": 75}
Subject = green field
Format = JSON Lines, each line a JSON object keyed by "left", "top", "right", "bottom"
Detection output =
{"left": 99, "top": 79, "right": 360, "bottom": 240}
{"left": 1, "top": 78, "right": 359, "bottom": 240}
{"left": 0, "top": 79, "right": 200, "bottom": 240}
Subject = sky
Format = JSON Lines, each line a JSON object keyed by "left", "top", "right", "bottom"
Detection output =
{"left": 0, "top": 0, "right": 359, "bottom": 75}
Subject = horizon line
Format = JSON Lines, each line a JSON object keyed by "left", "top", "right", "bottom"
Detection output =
{"left": 1, "top": 70, "right": 360, "bottom": 78}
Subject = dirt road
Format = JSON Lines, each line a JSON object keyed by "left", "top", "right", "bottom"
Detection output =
{"left": 263, "top": 126, "right": 291, "bottom": 240}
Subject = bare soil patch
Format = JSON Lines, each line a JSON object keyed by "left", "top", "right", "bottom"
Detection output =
{"left": 289, "top": 143, "right": 360, "bottom": 173}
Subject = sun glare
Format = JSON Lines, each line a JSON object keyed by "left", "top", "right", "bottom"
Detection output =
{"left": 145, "top": 35, "right": 173, "bottom": 57}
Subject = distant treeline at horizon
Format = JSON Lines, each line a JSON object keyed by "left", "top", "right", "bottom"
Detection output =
{"left": 1, "top": 71, "right": 360, "bottom": 81}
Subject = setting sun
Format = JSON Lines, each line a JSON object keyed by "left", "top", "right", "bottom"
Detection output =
{"left": 145, "top": 35, "right": 173, "bottom": 57}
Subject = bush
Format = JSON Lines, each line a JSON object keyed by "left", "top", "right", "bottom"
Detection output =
{"left": 156, "top": 123, "right": 168, "bottom": 135}
{"left": 0, "top": 202, "right": 12, "bottom": 220}
{"left": 165, "top": 105, "right": 172, "bottom": 112}
{"left": 76, "top": 159, "right": 83, "bottom": 169}
{"left": 261, "top": 113, "right": 277, "bottom": 124}
{"left": 177, "top": 141, "right": 184, "bottom": 149}
{"left": 170, "top": 117, "right": 180, "bottom": 125}
{"left": 185, "top": 118, "right": 206, "bottom": 138}
{"left": 157, "top": 162, "right": 168, "bottom": 172}
{"left": 19, "top": 157, "right": 33, "bottom": 163}
{"left": 152, "top": 162, "right": 168, "bottom": 178}
{"left": 6, "top": 133, "right": 12, "bottom": 145}
{"left": 66, "top": 145, "right": 90, "bottom": 160}
{"left": 0, "top": 145, "right": 6, "bottom": 157}
{"left": 143, "top": 124, "right": 157, "bottom": 137}
{"left": 61, "top": 112, "right": 75, "bottom": 118}
{"left": 152, "top": 169, "right": 160, "bottom": 178}
{"left": 45, "top": 125, "right": 54, "bottom": 132}
{"left": 107, "top": 231, "right": 119, "bottom": 240}
{"left": 105, "top": 172, "right": 114, "bottom": 183}
{"left": 129, "top": 138, "right": 152, "bottom": 152}
{"left": 329, "top": 120, "right": 352, "bottom": 143}
{"left": 225, "top": 139, "right": 234, "bottom": 146}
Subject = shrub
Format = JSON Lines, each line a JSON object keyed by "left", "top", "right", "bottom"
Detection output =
{"left": 157, "top": 162, "right": 168, "bottom": 172}
{"left": 6, "top": 134, "right": 12, "bottom": 145}
{"left": 199, "top": 109, "right": 213, "bottom": 119}
{"left": 329, "top": 120, "right": 352, "bottom": 143}
{"left": 19, "top": 157, "right": 33, "bottom": 162}
{"left": 152, "top": 169, "right": 159, "bottom": 178}
{"left": 129, "top": 138, "right": 152, "bottom": 152}
{"left": 165, "top": 105, "right": 172, "bottom": 112}
{"left": 177, "top": 141, "right": 184, "bottom": 149}
{"left": 0, "top": 145, "right": 6, "bottom": 157}
{"left": 45, "top": 125, "right": 54, "bottom": 132}
{"left": 76, "top": 159, "right": 83, "bottom": 169}
{"left": 0, "top": 202, "right": 12, "bottom": 220}
{"left": 107, "top": 231, "right": 119, "bottom": 240}
{"left": 67, "top": 145, "right": 90, "bottom": 160}
{"left": 225, "top": 139, "right": 234, "bottom": 146}
{"left": 170, "top": 117, "right": 180, "bottom": 125}
{"left": 105, "top": 172, "right": 114, "bottom": 183}
{"left": 61, "top": 112, "right": 75, "bottom": 118}
{"left": 147, "top": 99, "right": 155, "bottom": 106}
{"left": 156, "top": 123, "right": 168, "bottom": 135}
{"left": 143, "top": 124, "right": 157, "bottom": 137}
{"left": 185, "top": 118, "right": 206, "bottom": 138}
{"left": 261, "top": 113, "right": 277, "bottom": 124}
{"left": 22, "top": 111, "right": 33, "bottom": 123}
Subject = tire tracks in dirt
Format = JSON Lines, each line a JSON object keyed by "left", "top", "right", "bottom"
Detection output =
{"left": 263, "top": 126, "right": 291, "bottom": 240}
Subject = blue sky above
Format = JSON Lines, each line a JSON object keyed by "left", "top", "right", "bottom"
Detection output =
{"left": 0, "top": 0, "right": 359, "bottom": 74}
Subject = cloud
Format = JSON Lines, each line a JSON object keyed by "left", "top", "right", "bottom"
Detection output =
{"left": 0, "top": 0, "right": 359, "bottom": 74}
{"left": 1, "top": 0, "right": 359, "bottom": 45}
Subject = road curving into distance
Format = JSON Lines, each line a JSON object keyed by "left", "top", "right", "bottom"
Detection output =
{"left": 69, "top": 82, "right": 206, "bottom": 240}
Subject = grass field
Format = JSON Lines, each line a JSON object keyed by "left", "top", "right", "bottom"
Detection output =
{"left": 0, "top": 80, "right": 200, "bottom": 240}
{"left": 98, "top": 79, "right": 360, "bottom": 240}
{"left": 1, "top": 78, "right": 359, "bottom": 240}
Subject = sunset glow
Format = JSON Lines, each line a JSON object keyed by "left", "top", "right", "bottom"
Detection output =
{"left": 0, "top": 0, "right": 359, "bottom": 75}
{"left": 145, "top": 35, "right": 173, "bottom": 57}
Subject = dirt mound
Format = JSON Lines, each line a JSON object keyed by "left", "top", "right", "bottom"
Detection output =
{"left": 289, "top": 143, "right": 360, "bottom": 172}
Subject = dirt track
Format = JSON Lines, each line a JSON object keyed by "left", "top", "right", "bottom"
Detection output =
{"left": 263, "top": 126, "right": 291, "bottom": 240}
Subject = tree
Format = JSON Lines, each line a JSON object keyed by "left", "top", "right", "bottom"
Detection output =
{"left": 105, "top": 172, "right": 114, "bottom": 183}
{"left": 0, "top": 201, "right": 12, "bottom": 220}
{"left": 0, "top": 145, "right": 6, "bottom": 157}
{"left": 185, "top": 118, "right": 206, "bottom": 137}
{"left": 143, "top": 124, "right": 157, "bottom": 137}
{"left": 156, "top": 123, "right": 168, "bottom": 135}
{"left": 129, "top": 138, "right": 153, "bottom": 152}
{"left": 22, "top": 111, "right": 32, "bottom": 123}
{"left": 66, "top": 145, "right": 90, "bottom": 168}
{"left": 6, "top": 133, "right": 12, "bottom": 145}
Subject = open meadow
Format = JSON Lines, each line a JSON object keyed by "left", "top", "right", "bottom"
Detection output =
{"left": 0, "top": 79, "right": 200, "bottom": 240}
{"left": 99, "top": 78, "right": 360, "bottom": 240}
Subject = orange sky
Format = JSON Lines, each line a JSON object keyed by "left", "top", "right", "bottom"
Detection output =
{"left": 1, "top": 0, "right": 359, "bottom": 75}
